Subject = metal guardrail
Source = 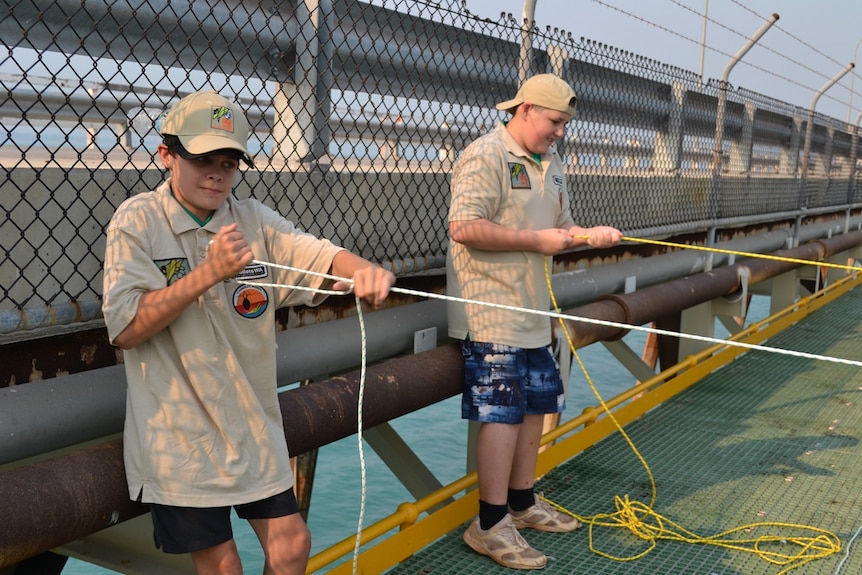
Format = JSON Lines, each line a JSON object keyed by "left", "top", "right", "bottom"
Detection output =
{"left": 0, "top": 74, "right": 486, "bottom": 160}
{"left": 0, "top": 75, "right": 792, "bottom": 172}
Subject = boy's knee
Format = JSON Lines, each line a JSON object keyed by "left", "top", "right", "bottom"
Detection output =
{"left": 266, "top": 522, "right": 311, "bottom": 574}
{"left": 294, "top": 522, "right": 312, "bottom": 555}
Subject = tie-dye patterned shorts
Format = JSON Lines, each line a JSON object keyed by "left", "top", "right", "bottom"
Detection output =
{"left": 460, "top": 340, "right": 565, "bottom": 424}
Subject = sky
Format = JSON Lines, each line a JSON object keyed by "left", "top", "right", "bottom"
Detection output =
{"left": 464, "top": 0, "right": 862, "bottom": 124}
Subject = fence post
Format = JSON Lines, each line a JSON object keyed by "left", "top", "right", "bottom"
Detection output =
{"left": 271, "top": 0, "right": 334, "bottom": 168}
{"left": 654, "top": 82, "right": 685, "bottom": 173}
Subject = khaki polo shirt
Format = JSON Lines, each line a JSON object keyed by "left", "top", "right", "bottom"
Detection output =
{"left": 102, "top": 180, "right": 343, "bottom": 506}
{"left": 446, "top": 123, "right": 575, "bottom": 348}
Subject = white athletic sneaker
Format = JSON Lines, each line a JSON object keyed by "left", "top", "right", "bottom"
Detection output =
{"left": 462, "top": 514, "right": 547, "bottom": 570}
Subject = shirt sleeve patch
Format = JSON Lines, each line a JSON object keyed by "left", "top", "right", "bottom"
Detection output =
{"left": 508, "top": 163, "right": 531, "bottom": 189}
{"left": 154, "top": 258, "right": 191, "bottom": 286}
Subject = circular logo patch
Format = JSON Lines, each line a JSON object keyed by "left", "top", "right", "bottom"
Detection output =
{"left": 232, "top": 285, "right": 268, "bottom": 319}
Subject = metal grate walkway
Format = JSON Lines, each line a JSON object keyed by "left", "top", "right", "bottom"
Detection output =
{"left": 387, "top": 287, "right": 862, "bottom": 575}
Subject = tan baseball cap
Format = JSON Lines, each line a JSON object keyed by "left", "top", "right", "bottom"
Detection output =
{"left": 159, "top": 90, "right": 254, "bottom": 167}
{"left": 495, "top": 74, "right": 578, "bottom": 117}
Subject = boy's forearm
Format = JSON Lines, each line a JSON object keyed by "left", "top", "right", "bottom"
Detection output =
{"left": 330, "top": 250, "right": 395, "bottom": 308}
{"left": 330, "top": 250, "right": 378, "bottom": 279}
{"left": 449, "top": 219, "right": 539, "bottom": 251}
{"left": 112, "top": 262, "right": 221, "bottom": 349}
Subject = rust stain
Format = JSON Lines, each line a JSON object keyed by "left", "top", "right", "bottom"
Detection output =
{"left": 29, "top": 359, "right": 42, "bottom": 382}
{"left": 80, "top": 344, "right": 98, "bottom": 365}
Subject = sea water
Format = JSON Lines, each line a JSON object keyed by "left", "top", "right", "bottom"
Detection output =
{"left": 61, "top": 295, "right": 771, "bottom": 573}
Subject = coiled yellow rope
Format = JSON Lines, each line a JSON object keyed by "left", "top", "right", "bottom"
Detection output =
{"left": 542, "top": 236, "right": 844, "bottom": 574}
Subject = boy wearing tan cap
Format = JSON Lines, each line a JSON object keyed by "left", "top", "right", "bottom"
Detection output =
{"left": 102, "top": 90, "right": 395, "bottom": 575}
{"left": 446, "top": 74, "right": 621, "bottom": 569}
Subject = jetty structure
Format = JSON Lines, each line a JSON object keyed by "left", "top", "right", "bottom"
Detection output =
{"left": 2, "top": 1, "right": 862, "bottom": 573}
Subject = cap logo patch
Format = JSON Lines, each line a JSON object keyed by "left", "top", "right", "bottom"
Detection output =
{"left": 211, "top": 106, "right": 234, "bottom": 133}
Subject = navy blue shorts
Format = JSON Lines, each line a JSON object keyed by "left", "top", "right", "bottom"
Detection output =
{"left": 460, "top": 341, "right": 565, "bottom": 424}
{"left": 149, "top": 488, "right": 301, "bottom": 554}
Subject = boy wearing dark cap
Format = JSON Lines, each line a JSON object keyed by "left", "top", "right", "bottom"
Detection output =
{"left": 446, "top": 74, "right": 621, "bottom": 569}
{"left": 102, "top": 90, "right": 395, "bottom": 574}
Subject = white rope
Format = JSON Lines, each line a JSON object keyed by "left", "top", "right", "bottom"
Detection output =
{"left": 250, "top": 259, "right": 862, "bottom": 370}
{"left": 351, "top": 293, "right": 368, "bottom": 575}
{"left": 229, "top": 258, "right": 862, "bottom": 571}
{"left": 834, "top": 524, "right": 862, "bottom": 575}
{"left": 237, "top": 263, "right": 369, "bottom": 573}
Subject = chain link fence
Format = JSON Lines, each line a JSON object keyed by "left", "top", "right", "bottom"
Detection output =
{"left": 2, "top": 0, "right": 859, "bottom": 332}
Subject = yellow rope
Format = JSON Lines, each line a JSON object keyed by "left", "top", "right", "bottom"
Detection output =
{"left": 248, "top": 234, "right": 851, "bottom": 572}
{"left": 542, "top": 255, "right": 842, "bottom": 574}
{"left": 620, "top": 235, "right": 862, "bottom": 272}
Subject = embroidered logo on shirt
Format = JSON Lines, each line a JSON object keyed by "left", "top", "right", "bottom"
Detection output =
{"left": 211, "top": 106, "right": 234, "bottom": 133}
{"left": 232, "top": 285, "right": 269, "bottom": 319}
{"left": 508, "top": 163, "right": 531, "bottom": 189}
{"left": 553, "top": 175, "right": 565, "bottom": 208}
{"left": 155, "top": 258, "right": 191, "bottom": 286}
{"left": 235, "top": 263, "right": 268, "bottom": 281}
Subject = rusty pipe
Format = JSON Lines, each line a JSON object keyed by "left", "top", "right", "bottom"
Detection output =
{"left": 814, "top": 228, "right": 862, "bottom": 257}
{"left": 562, "top": 269, "right": 742, "bottom": 346}
{"left": 279, "top": 344, "right": 463, "bottom": 455}
{"left": 0, "top": 441, "right": 146, "bottom": 567}
{"left": 0, "top": 345, "right": 463, "bottom": 567}
{"left": 562, "top": 233, "right": 862, "bottom": 347}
